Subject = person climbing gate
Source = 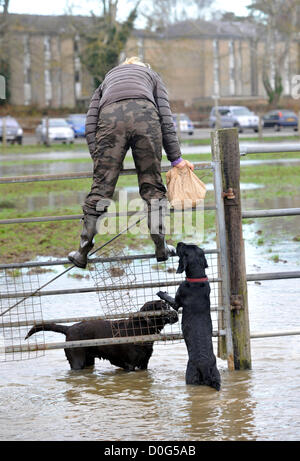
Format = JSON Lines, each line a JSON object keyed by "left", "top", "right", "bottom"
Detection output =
{"left": 68, "top": 56, "right": 194, "bottom": 269}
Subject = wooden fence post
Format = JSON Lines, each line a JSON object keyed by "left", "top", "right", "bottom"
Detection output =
{"left": 214, "top": 127, "right": 252, "bottom": 370}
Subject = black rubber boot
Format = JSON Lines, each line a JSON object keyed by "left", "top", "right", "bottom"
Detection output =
{"left": 151, "top": 233, "right": 176, "bottom": 262}
{"left": 148, "top": 198, "right": 176, "bottom": 262}
{"left": 68, "top": 214, "right": 99, "bottom": 269}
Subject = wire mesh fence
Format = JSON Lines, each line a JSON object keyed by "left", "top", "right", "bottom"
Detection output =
{"left": 0, "top": 267, "right": 45, "bottom": 362}
{"left": 0, "top": 237, "right": 221, "bottom": 360}
{"left": 88, "top": 239, "right": 220, "bottom": 344}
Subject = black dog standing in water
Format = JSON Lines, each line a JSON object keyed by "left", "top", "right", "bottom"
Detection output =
{"left": 158, "top": 242, "right": 221, "bottom": 391}
{"left": 25, "top": 301, "right": 178, "bottom": 371}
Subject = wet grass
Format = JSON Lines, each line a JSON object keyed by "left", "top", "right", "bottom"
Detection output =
{"left": 0, "top": 206, "right": 216, "bottom": 263}
{"left": 1, "top": 148, "right": 300, "bottom": 263}
{"left": 0, "top": 142, "right": 87, "bottom": 155}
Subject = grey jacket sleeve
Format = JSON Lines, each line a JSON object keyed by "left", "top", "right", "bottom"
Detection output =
{"left": 85, "top": 85, "right": 102, "bottom": 157}
{"left": 153, "top": 72, "right": 182, "bottom": 163}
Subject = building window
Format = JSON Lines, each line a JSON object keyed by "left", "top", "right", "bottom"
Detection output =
{"left": 283, "top": 54, "right": 290, "bottom": 95}
{"left": 44, "top": 36, "right": 52, "bottom": 106}
{"left": 213, "top": 40, "right": 220, "bottom": 97}
{"left": 137, "top": 38, "right": 144, "bottom": 61}
{"left": 229, "top": 40, "right": 235, "bottom": 95}
{"left": 23, "top": 35, "right": 31, "bottom": 105}
{"left": 74, "top": 35, "right": 81, "bottom": 100}
{"left": 269, "top": 41, "right": 275, "bottom": 88}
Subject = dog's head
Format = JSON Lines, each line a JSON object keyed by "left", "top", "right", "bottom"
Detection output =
{"left": 176, "top": 242, "right": 208, "bottom": 275}
{"left": 139, "top": 300, "right": 178, "bottom": 330}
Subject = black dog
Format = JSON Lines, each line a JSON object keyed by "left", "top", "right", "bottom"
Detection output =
{"left": 157, "top": 242, "right": 221, "bottom": 391}
{"left": 25, "top": 300, "right": 178, "bottom": 371}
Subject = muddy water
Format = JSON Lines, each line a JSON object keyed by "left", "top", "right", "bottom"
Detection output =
{"left": 0, "top": 230, "right": 299, "bottom": 441}
{"left": 1, "top": 155, "right": 300, "bottom": 177}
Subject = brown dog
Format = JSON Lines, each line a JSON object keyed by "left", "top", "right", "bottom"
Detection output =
{"left": 25, "top": 300, "right": 178, "bottom": 371}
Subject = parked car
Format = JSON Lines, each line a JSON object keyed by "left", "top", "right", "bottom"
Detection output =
{"left": 66, "top": 113, "right": 86, "bottom": 138}
{"left": 0, "top": 116, "right": 23, "bottom": 144}
{"left": 209, "top": 106, "right": 259, "bottom": 133}
{"left": 262, "top": 110, "right": 298, "bottom": 131}
{"left": 172, "top": 113, "right": 194, "bottom": 135}
{"left": 36, "top": 118, "right": 75, "bottom": 144}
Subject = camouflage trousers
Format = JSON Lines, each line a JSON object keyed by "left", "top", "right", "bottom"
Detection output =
{"left": 83, "top": 99, "right": 167, "bottom": 227}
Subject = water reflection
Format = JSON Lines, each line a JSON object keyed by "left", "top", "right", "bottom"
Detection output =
{"left": 50, "top": 340, "right": 257, "bottom": 441}
{"left": 171, "top": 370, "right": 255, "bottom": 441}
{"left": 0, "top": 160, "right": 91, "bottom": 177}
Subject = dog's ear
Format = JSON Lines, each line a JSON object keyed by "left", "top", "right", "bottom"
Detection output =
{"left": 196, "top": 248, "right": 208, "bottom": 268}
{"left": 176, "top": 253, "right": 187, "bottom": 273}
{"left": 201, "top": 254, "right": 208, "bottom": 269}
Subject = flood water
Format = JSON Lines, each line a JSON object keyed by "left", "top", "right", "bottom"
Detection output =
{"left": 1, "top": 150, "right": 300, "bottom": 177}
{"left": 0, "top": 223, "right": 299, "bottom": 441}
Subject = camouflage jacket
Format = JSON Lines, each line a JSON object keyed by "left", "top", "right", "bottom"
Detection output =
{"left": 85, "top": 64, "right": 181, "bottom": 163}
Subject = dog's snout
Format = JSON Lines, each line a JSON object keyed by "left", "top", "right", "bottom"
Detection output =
{"left": 168, "top": 310, "right": 179, "bottom": 324}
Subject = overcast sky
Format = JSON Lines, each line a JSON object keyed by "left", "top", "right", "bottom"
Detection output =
{"left": 8, "top": 0, "right": 251, "bottom": 21}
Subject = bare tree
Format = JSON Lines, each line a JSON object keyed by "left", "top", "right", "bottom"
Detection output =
{"left": 78, "top": 0, "right": 141, "bottom": 87}
{"left": 248, "top": 0, "right": 300, "bottom": 106}
{"left": 141, "top": 0, "right": 215, "bottom": 30}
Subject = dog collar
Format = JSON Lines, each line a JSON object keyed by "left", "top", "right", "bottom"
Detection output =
{"left": 186, "top": 277, "right": 208, "bottom": 282}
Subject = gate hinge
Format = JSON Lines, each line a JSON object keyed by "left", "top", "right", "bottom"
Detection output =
{"left": 230, "top": 294, "right": 243, "bottom": 311}
{"left": 222, "top": 187, "right": 235, "bottom": 200}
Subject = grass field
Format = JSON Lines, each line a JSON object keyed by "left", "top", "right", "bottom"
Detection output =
{"left": 1, "top": 140, "right": 300, "bottom": 263}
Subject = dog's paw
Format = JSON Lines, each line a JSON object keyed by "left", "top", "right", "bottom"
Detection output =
{"left": 156, "top": 291, "right": 167, "bottom": 299}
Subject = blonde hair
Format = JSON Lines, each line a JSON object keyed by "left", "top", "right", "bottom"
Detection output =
{"left": 122, "top": 56, "right": 147, "bottom": 67}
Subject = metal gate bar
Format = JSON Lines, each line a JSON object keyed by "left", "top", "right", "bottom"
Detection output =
{"left": 1, "top": 306, "right": 225, "bottom": 329}
{"left": 0, "top": 249, "right": 219, "bottom": 270}
{"left": 0, "top": 330, "right": 224, "bottom": 356}
{"left": 1, "top": 206, "right": 300, "bottom": 226}
{"left": 211, "top": 142, "right": 235, "bottom": 370}
{"left": 2, "top": 327, "right": 299, "bottom": 357}
{"left": 240, "top": 144, "right": 300, "bottom": 155}
{"left": 0, "top": 162, "right": 213, "bottom": 184}
{"left": 1, "top": 271, "right": 299, "bottom": 302}
{"left": 242, "top": 208, "right": 300, "bottom": 218}
{"left": 0, "top": 277, "right": 223, "bottom": 299}
{"left": 0, "top": 205, "right": 216, "bottom": 225}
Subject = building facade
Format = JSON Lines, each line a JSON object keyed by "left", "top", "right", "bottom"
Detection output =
{"left": 2, "top": 14, "right": 300, "bottom": 108}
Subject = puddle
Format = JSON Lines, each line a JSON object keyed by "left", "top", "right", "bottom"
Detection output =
{"left": 0, "top": 160, "right": 91, "bottom": 177}
{"left": 242, "top": 195, "right": 300, "bottom": 255}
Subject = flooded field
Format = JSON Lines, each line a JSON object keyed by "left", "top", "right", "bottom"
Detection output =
{"left": 1, "top": 148, "right": 299, "bottom": 441}
{"left": 1, "top": 149, "right": 300, "bottom": 178}
{"left": 0, "top": 226, "right": 299, "bottom": 441}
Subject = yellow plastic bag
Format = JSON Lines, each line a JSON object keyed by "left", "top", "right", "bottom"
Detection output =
{"left": 166, "top": 165, "right": 206, "bottom": 209}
